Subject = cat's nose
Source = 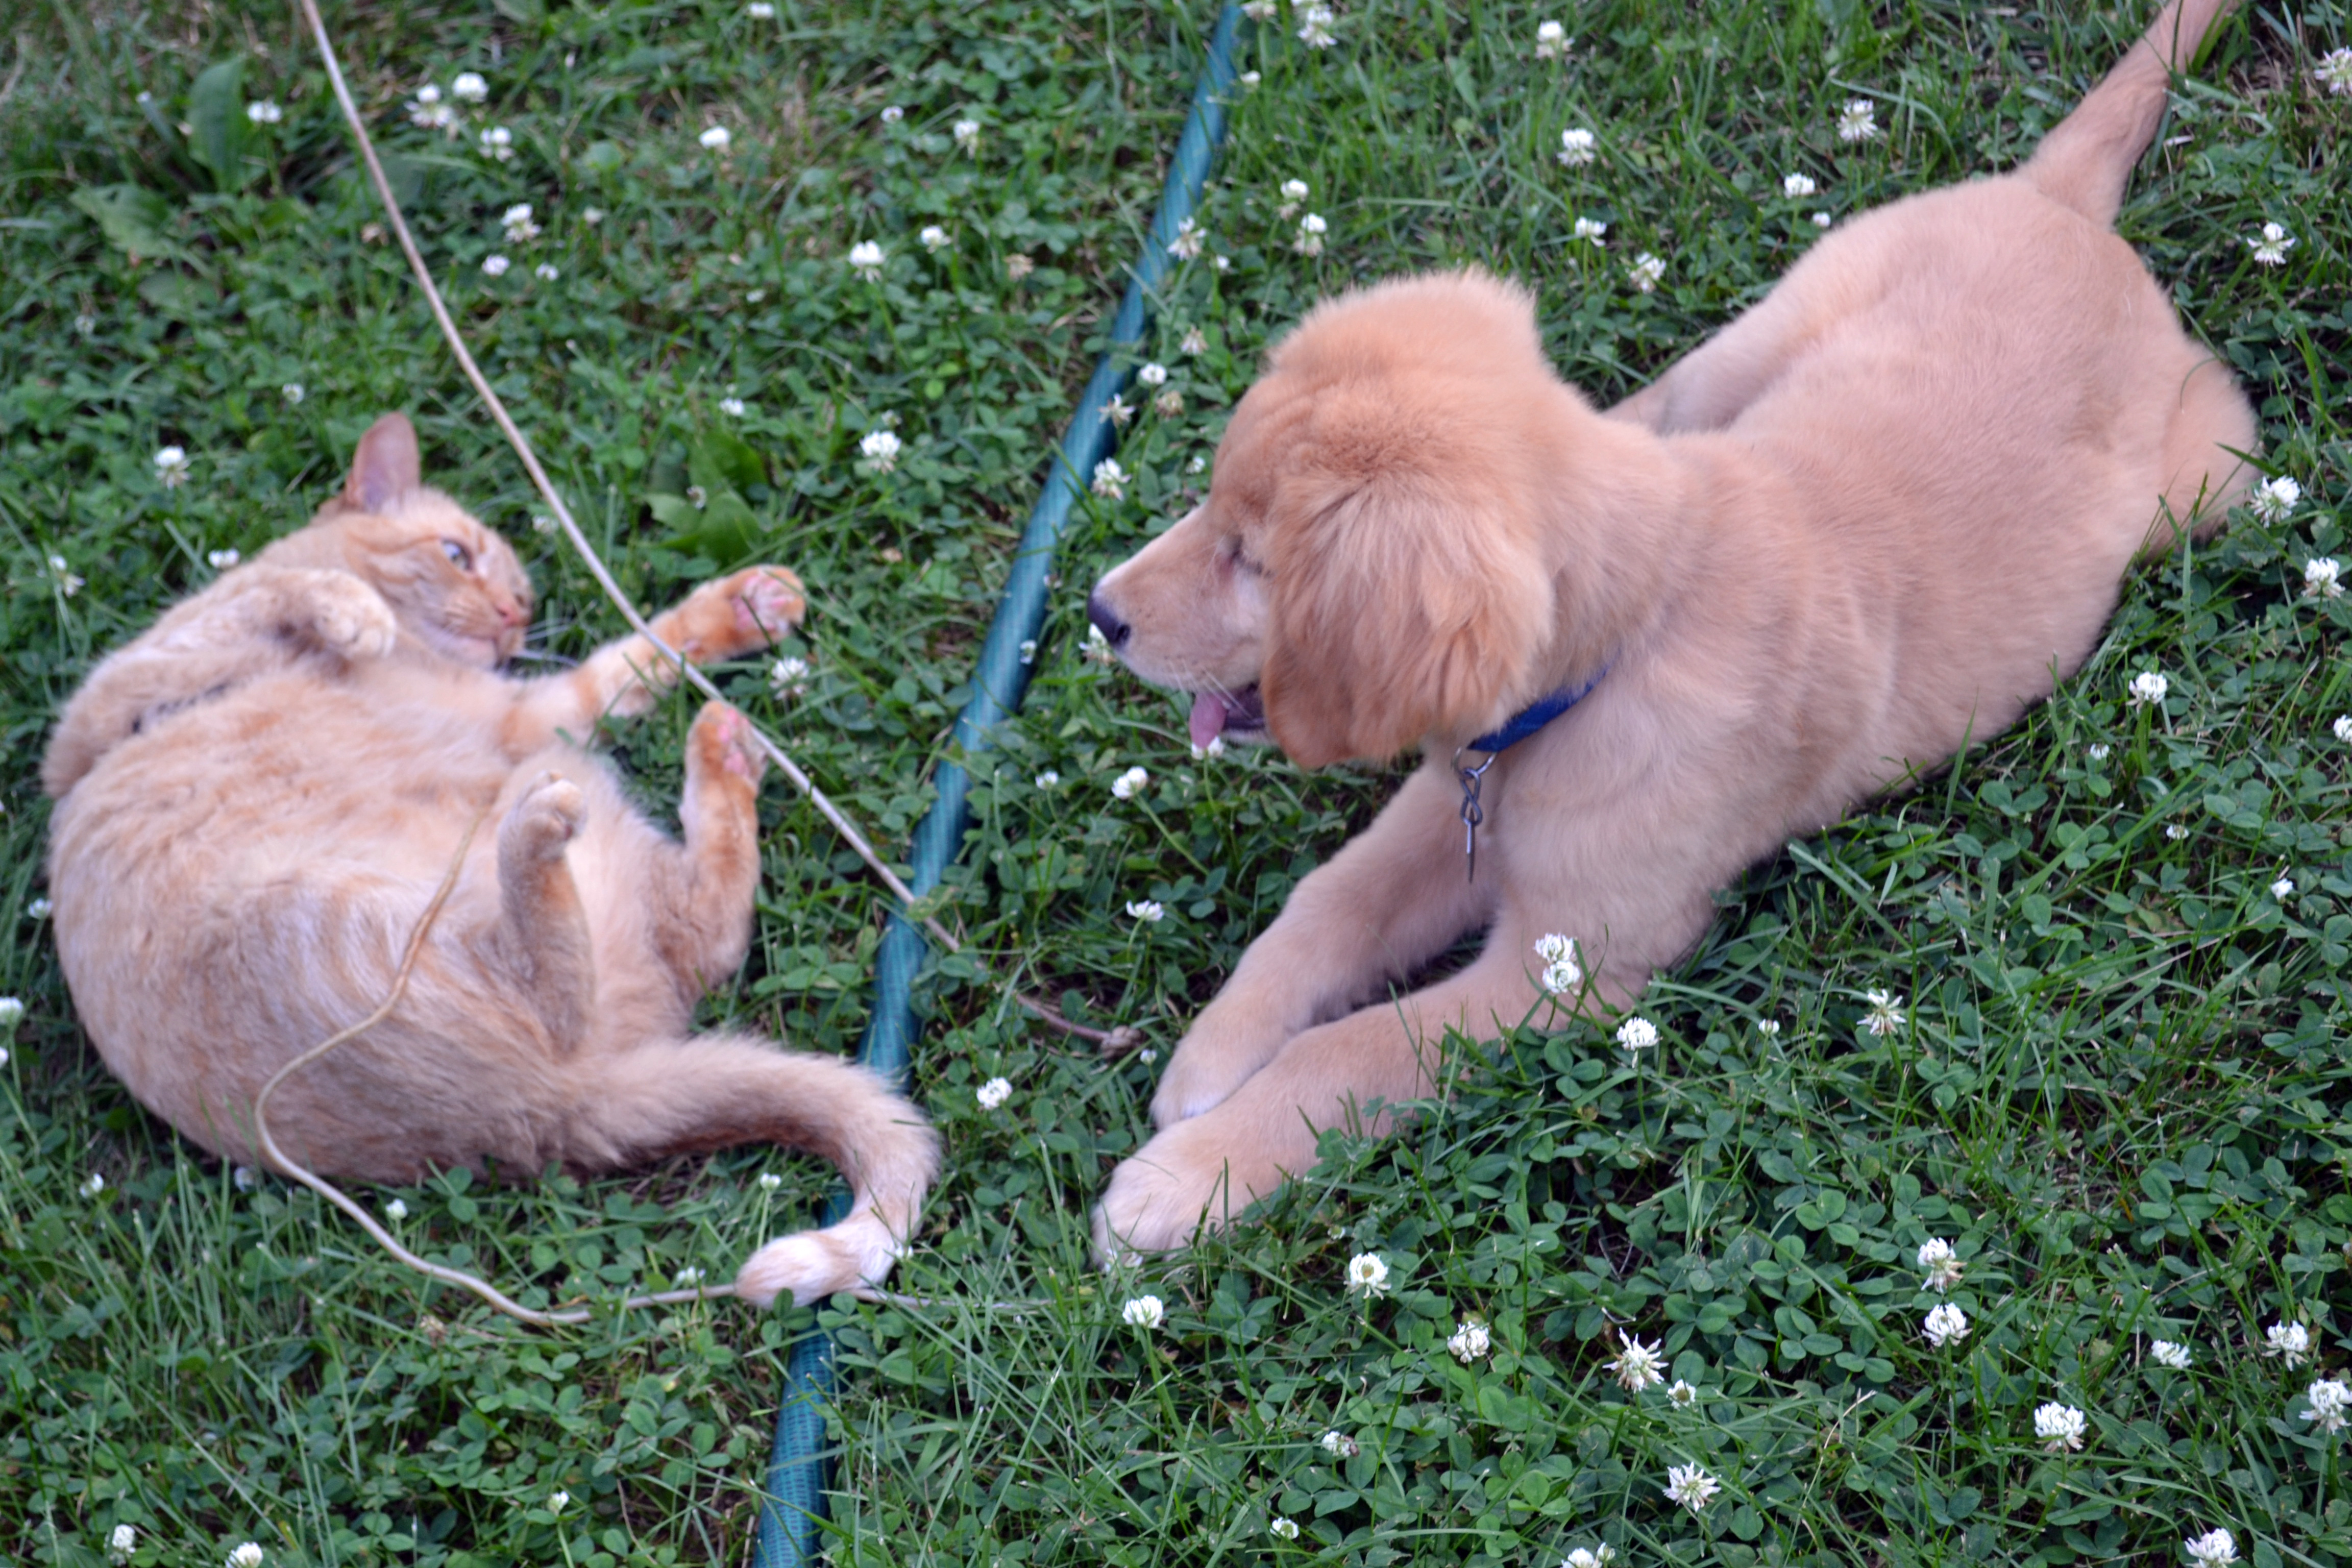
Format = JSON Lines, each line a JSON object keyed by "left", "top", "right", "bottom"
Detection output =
{"left": 494, "top": 597, "right": 527, "bottom": 627}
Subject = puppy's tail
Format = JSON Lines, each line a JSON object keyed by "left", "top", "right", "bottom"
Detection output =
{"left": 2022, "top": 0, "right": 2237, "bottom": 224}
{"left": 578, "top": 1034, "right": 940, "bottom": 1307}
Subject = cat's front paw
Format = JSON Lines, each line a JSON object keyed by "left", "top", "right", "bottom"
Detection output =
{"left": 309, "top": 575, "right": 399, "bottom": 662}
{"left": 689, "top": 701, "right": 768, "bottom": 785}
{"left": 674, "top": 566, "right": 806, "bottom": 662}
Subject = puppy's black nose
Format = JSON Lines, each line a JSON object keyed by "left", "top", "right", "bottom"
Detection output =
{"left": 1086, "top": 589, "right": 1131, "bottom": 650}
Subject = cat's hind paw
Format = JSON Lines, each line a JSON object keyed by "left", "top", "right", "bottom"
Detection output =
{"left": 689, "top": 701, "right": 767, "bottom": 785}
{"left": 503, "top": 771, "right": 585, "bottom": 862}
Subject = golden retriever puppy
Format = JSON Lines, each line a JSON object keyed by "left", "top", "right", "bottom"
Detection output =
{"left": 1085, "top": 0, "right": 2253, "bottom": 1255}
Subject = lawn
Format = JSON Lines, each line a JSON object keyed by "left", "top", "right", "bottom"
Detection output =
{"left": 4, "top": 0, "right": 2351, "bottom": 1563}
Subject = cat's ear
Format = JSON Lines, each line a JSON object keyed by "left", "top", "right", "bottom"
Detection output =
{"left": 344, "top": 414, "right": 422, "bottom": 512}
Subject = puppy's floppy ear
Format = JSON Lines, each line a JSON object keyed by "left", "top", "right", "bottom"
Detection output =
{"left": 1259, "top": 414, "right": 1554, "bottom": 767}
{"left": 344, "top": 413, "right": 422, "bottom": 513}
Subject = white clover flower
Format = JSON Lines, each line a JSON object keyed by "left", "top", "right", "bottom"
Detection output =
{"left": 1319, "top": 1429, "right": 1359, "bottom": 1459}
{"left": 1573, "top": 215, "right": 1608, "bottom": 246}
{"left": 2150, "top": 1339, "right": 2192, "bottom": 1369}
{"left": 1863, "top": 989, "right": 1906, "bottom": 1036}
{"left": 1615, "top": 1016, "right": 1659, "bottom": 1051}
{"left": 548, "top": 1489, "right": 570, "bottom": 1513}
{"left": 1120, "top": 1293, "right": 1165, "bottom": 1329}
{"left": 1091, "top": 457, "right": 1130, "bottom": 500}
{"left": 2088, "top": 743, "right": 2111, "bottom": 761}
{"left": 28, "top": 897, "right": 54, "bottom": 919}
{"left": 1104, "top": 395, "right": 1135, "bottom": 427}
{"left": 207, "top": 548, "right": 240, "bottom": 570}
{"left": 1126, "top": 899, "right": 1166, "bottom": 923}
{"left": 2335, "top": 715, "right": 2352, "bottom": 743}
{"left": 952, "top": 117, "right": 981, "bottom": 153}
{"left": 2269, "top": 1320, "right": 2314, "bottom": 1366}
{"left": 1662, "top": 1462, "right": 1720, "bottom": 1514}
{"left": 2129, "top": 670, "right": 2169, "bottom": 706}
{"left": 2303, "top": 1378, "right": 2352, "bottom": 1434}
{"left": 747, "top": 2, "right": 776, "bottom": 15}
{"left": 770, "top": 655, "right": 811, "bottom": 696}
{"left": 1836, "top": 99, "right": 1879, "bottom": 142}
{"left": 1167, "top": 215, "right": 1205, "bottom": 259}
{"left": 109, "top": 1524, "right": 136, "bottom": 1564}
{"left": 1015, "top": 638, "right": 1038, "bottom": 667}
{"left": 698, "top": 125, "right": 731, "bottom": 151}
{"left": 1296, "top": 3, "right": 1338, "bottom": 47}
{"left": 0, "top": 997, "right": 22, "bottom": 1030}
{"left": 408, "top": 90, "right": 456, "bottom": 131}
{"left": 1112, "top": 765, "right": 1151, "bottom": 800}
{"left": 1811, "top": 210, "right": 1833, "bottom": 228}
{"left": 1562, "top": 1548, "right": 1617, "bottom": 1568}
{"left": 880, "top": 105, "right": 904, "bottom": 124}
{"left": 2250, "top": 475, "right": 2301, "bottom": 520}
{"left": 583, "top": 207, "right": 604, "bottom": 225}
{"left": 1923, "top": 1302, "right": 1970, "bottom": 1347}
{"left": 1557, "top": 127, "right": 1597, "bottom": 167}
{"left": 860, "top": 429, "right": 902, "bottom": 472}
{"left": 1448, "top": 1317, "right": 1492, "bottom": 1362}
{"left": 1155, "top": 389, "right": 1185, "bottom": 418}
{"left": 233, "top": 1165, "right": 257, "bottom": 1191}
{"left": 48, "top": 554, "right": 84, "bottom": 596}
{"left": 2034, "top": 1402, "right": 2088, "bottom": 1452}
{"left": 481, "top": 254, "right": 510, "bottom": 277}
{"left": 975, "top": 1076, "right": 1013, "bottom": 1111}
{"left": 2165, "top": 823, "right": 2188, "bottom": 840}
{"left": 713, "top": 396, "right": 747, "bottom": 419}
{"left": 2272, "top": 876, "right": 2297, "bottom": 900}
{"left": 75, "top": 313, "right": 97, "bottom": 334}
{"left": 1345, "top": 1252, "right": 1391, "bottom": 1297}
{"left": 1269, "top": 1517, "right": 1301, "bottom": 1539}
{"left": 919, "top": 224, "right": 950, "bottom": 252}
{"left": 531, "top": 514, "right": 556, "bottom": 534}
{"left": 1293, "top": 212, "right": 1328, "bottom": 256}
{"left": 673, "top": 1265, "right": 705, "bottom": 1286}
{"left": 1535, "top": 19, "right": 1571, "bottom": 59}
{"left": 1083, "top": 623, "right": 1118, "bottom": 665}
{"left": 1136, "top": 361, "right": 1169, "bottom": 388}
{"left": 1667, "top": 1378, "right": 1700, "bottom": 1408}
{"left": 1004, "top": 252, "right": 1035, "bottom": 281}
{"left": 1534, "top": 933, "right": 1582, "bottom": 996}
{"left": 2186, "top": 1527, "right": 2240, "bottom": 1566}
{"left": 226, "top": 1546, "right": 263, "bottom": 1568}
{"left": 1606, "top": 1329, "right": 1666, "bottom": 1391}
{"left": 246, "top": 100, "right": 283, "bottom": 125}
{"left": 756, "top": 1171, "right": 783, "bottom": 1190}
{"left": 452, "top": 71, "right": 488, "bottom": 103}
{"left": 1035, "top": 770, "right": 1060, "bottom": 789}
{"left": 1629, "top": 253, "right": 1665, "bottom": 293}
{"left": 1180, "top": 326, "right": 1209, "bottom": 356}
{"left": 281, "top": 382, "right": 304, "bottom": 403}
{"left": 500, "top": 202, "right": 540, "bottom": 242}
{"left": 1917, "top": 1237, "right": 1965, "bottom": 1291}
{"left": 1187, "top": 454, "right": 1208, "bottom": 474}
{"left": 1189, "top": 734, "right": 1226, "bottom": 762}
{"left": 1277, "top": 177, "right": 1310, "bottom": 218}
{"left": 2305, "top": 558, "right": 2344, "bottom": 598}
{"left": 1757, "top": 1019, "right": 1782, "bottom": 1037}
{"left": 479, "top": 125, "right": 514, "bottom": 161}
{"left": 154, "top": 445, "right": 190, "bottom": 486}
{"left": 1239, "top": 69, "right": 1262, "bottom": 87}
{"left": 1782, "top": 172, "right": 1818, "bottom": 198}
{"left": 80, "top": 1171, "right": 107, "bottom": 1199}
{"left": 2247, "top": 222, "right": 2295, "bottom": 266}
{"left": 848, "top": 239, "right": 886, "bottom": 279}
{"left": 384, "top": 1197, "right": 408, "bottom": 1221}
{"left": 2318, "top": 46, "right": 2352, "bottom": 95}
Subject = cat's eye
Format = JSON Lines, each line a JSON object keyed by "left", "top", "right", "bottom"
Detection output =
{"left": 440, "top": 540, "right": 473, "bottom": 570}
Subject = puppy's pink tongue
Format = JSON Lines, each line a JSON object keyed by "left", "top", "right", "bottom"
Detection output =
{"left": 1188, "top": 692, "right": 1229, "bottom": 750}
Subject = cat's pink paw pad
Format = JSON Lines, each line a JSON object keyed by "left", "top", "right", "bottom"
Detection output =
{"left": 727, "top": 567, "right": 806, "bottom": 645}
{"left": 693, "top": 702, "right": 766, "bottom": 782}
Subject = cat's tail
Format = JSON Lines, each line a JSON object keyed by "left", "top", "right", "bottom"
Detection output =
{"left": 579, "top": 1035, "right": 940, "bottom": 1307}
{"left": 2021, "top": 0, "right": 2237, "bottom": 224}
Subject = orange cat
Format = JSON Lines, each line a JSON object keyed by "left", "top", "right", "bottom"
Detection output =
{"left": 40, "top": 414, "right": 937, "bottom": 1308}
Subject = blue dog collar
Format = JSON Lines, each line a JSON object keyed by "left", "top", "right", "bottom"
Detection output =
{"left": 1453, "top": 668, "right": 1606, "bottom": 882}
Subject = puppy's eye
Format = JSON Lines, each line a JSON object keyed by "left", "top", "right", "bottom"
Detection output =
{"left": 440, "top": 539, "right": 473, "bottom": 570}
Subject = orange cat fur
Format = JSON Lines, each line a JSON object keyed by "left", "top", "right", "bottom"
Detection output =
{"left": 41, "top": 414, "right": 937, "bottom": 1308}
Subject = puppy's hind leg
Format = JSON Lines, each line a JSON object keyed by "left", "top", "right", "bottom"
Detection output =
{"left": 2146, "top": 355, "right": 2257, "bottom": 553}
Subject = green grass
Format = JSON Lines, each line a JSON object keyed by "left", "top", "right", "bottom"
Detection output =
{"left": 5, "top": 0, "right": 2352, "bottom": 1563}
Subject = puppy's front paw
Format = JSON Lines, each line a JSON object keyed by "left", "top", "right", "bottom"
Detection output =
{"left": 1092, "top": 1113, "right": 1293, "bottom": 1260}
{"left": 310, "top": 577, "right": 399, "bottom": 662}
{"left": 1147, "top": 1007, "right": 1295, "bottom": 1128}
